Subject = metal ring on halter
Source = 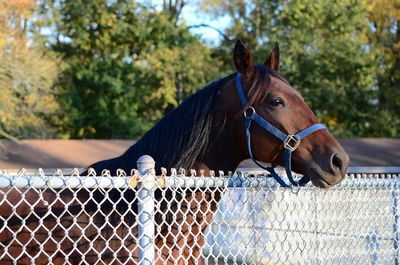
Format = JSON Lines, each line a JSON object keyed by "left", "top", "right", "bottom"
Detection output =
{"left": 243, "top": 106, "right": 256, "bottom": 118}
{"left": 283, "top": 134, "right": 301, "bottom": 151}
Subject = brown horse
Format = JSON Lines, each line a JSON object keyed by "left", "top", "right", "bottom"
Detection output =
{"left": 0, "top": 40, "right": 349, "bottom": 264}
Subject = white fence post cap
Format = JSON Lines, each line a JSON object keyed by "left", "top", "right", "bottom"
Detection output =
{"left": 137, "top": 155, "right": 155, "bottom": 176}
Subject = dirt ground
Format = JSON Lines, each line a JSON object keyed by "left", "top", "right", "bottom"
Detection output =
{"left": 0, "top": 138, "right": 399, "bottom": 169}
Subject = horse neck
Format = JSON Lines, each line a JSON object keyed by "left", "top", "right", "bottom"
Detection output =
{"left": 193, "top": 120, "right": 245, "bottom": 175}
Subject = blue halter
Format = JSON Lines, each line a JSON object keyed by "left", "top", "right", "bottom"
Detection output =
{"left": 236, "top": 74, "right": 327, "bottom": 188}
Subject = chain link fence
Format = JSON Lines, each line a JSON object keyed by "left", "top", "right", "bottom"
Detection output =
{"left": 0, "top": 156, "right": 399, "bottom": 264}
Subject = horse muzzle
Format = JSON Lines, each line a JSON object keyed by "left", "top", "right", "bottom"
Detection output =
{"left": 307, "top": 151, "right": 350, "bottom": 188}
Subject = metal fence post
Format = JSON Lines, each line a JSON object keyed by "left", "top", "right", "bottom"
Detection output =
{"left": 392, "top": 189, "right": 399, "bottom": 265}
{"left": 137, "top": 155, "right": 156, "bottom": 265}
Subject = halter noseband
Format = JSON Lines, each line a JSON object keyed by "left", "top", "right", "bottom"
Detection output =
{"left": 236, "top": 74, "right": 327, "bottom": 188}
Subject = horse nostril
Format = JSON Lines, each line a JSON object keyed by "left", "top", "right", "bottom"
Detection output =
{"left": 331, "top": 154, "right": 343, "bottom": 172}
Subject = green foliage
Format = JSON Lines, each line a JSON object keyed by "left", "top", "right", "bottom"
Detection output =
{"left": 0, "top": 0, "right": 60, "bottom": 140}
{"left": 3, "top": 0, "right": 397, "bottom": 139}
{"left": 41, "top": 0, "right": 221, "bottom": 138}
{"left": 277, "top": 0, "right": 378, "bottom": 137}
{"left": 363, "top": 0, "right": 400, "bottom": 136}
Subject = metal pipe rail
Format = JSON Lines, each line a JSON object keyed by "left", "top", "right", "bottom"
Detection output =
{"left": 1, "top": 174, "right": 400, "bottom": 190}
{"left": 0, "top": 167, "right": 399, "bottom": 190}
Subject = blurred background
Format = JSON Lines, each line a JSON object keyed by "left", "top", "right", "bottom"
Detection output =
{"left": 0, "top": 0, "right": 399, "bottom": 168}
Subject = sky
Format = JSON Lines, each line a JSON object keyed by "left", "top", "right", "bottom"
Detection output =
{"left": 145, "top": 0, "right": 231, "bottom": 45}
{"left": 182, "top": 3, "right": 230, "bottom": 45}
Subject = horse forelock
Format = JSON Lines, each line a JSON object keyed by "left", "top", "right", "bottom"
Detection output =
{"left": 247, "top": 64, "right": 290, "bottom": 105}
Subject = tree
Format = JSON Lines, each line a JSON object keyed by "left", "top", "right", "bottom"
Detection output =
{"left": 362, "top": 0, "right": 400, "bottom": 136}
{"left": 0, "top": 0, "right": 60, "bottom": 140}
{"left": 39, "top": 0, "right": 221, "bottom": 138}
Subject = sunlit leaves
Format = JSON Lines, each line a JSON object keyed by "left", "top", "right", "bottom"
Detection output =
{"left": 0, "top": 0, "right": 60, "bottom": 140}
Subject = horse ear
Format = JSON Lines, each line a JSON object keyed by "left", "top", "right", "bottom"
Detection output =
{"left": 234, "top": 39, "right": 254, "bottom": 79}
{"left": 264, "top": 42, "right": 280, "bottom": 71}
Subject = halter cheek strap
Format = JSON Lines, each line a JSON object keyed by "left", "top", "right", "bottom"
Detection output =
{"left": 236, "top": 74, "right": 328, "bottom": 188}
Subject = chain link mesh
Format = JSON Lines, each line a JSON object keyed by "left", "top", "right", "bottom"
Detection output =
{"left": 0, "top": 168, "right": 399, "bottom": 264}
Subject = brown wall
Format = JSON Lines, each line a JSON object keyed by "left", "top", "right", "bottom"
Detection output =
{"left": 0, "top": 138, "right": 399, "bottom": 169}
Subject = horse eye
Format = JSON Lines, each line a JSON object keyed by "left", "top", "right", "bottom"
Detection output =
{"left": 270, "top": 98, "right": 284, "bottom": 107}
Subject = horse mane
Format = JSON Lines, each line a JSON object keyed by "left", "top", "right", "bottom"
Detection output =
{"left": 102, "top": 73, "right": 236, "bottom": 174}
{"left": 123, "top": 65, "right": 285, "bottom": 172}
{"left": 87, "top": 67, "right": 283, "bottom": 223}
{"left": 87, "top": 74, "right": 236, "bottom": 220}
{"left": 89, "top": 66, "right": 285, "bottom": 175}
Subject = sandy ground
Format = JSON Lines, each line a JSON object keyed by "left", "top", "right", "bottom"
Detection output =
{"left": 0, "top": 138, "right": 399, "bottom": 169}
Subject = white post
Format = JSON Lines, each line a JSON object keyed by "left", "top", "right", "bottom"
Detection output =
{"left": 137, "top": 155, "right": 156, "bottom": 265}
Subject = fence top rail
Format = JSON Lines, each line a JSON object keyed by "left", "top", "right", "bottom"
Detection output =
{"left": 0, "top": 171, "right": 399, "bottom": 190}
{"left": 239, "top": 166, "right": 400, "bottom": 174}
{"left": 2, "top": 166, "right": 400, "bottom": 176}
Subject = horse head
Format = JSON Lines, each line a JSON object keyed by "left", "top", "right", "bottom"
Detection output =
{"left": 216, "top": 40, "right": 350, "bottom": 188}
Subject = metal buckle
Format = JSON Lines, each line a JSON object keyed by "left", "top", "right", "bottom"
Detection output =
{"left": 243, "top": 106, "right": 256, "bottom": 118}
{"left": 283, "top": 135, "right": 301, "bottom": 151}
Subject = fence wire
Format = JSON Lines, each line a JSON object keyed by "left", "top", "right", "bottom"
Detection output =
{"left": 0, "top": 165, "right": 399, "bottom": 265}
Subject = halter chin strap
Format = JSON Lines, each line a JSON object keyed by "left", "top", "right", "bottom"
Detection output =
{"left": 236, "top": 74, "right": 328, "bottom": 188}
